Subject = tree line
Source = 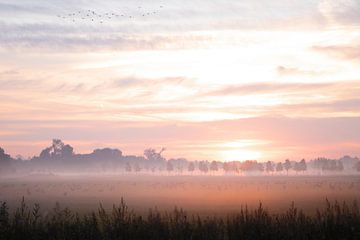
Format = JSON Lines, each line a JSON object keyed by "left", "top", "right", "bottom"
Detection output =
{"left": 1, "top": 139, "right": 360, "bottom": 175}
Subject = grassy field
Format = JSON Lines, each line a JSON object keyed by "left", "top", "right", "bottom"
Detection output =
{"left": 0, "top": 197, "right": 359, "bottom": 240}
{"left": 0, "top": 174, "right": 359, "bottom": 215}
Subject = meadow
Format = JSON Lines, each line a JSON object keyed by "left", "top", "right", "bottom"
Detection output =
{"left": 1, "top": 174, "right": 359, "bottom": 239}
{"left": 0, "top": 174, "right": 359, "bottom": 214}
{"left": 0, "top": 195, "right": 359, "bottom": 240}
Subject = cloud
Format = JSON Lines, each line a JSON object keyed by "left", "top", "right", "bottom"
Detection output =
{"left": 0, "top": 1, "right": 347, "bottom": 53}
{"left": 318, "top": 0, "right": 360, "bottom": 25}
{"left": 312, "top": 43, "right": 360, "bottom": 61}
{"left": 46, "top": 76, "right": 193, "bottom": 97}
{"left": 272, "top": 98, "right": 360, "bottom": 116}
{"left": 202, "top": 82, "right": 335, "bottom": 96}
{"left": 276, "top": 65, "right": 322, "bottom": 76}
{"left": 0, "top": 3, "right": 50, "bottom": 14}
{"left": 0, "top": 69, "right": 19, "bottom": 76}
{"left": 0, "top": 79, "right": 42, "bottom": 90}
{"left": 112, "top": 76, "right": 190, "bottom": 88}
{"left": 0, "top": 22, "right": 213, "bottom": 51}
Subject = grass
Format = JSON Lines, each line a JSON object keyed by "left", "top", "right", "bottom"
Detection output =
{"left": 0, "top": 198, "right": 359, "bottom": 240}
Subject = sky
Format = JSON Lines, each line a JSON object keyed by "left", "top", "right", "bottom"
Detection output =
{"left": 0, "top": 0, "right": 360, "bottom": 162}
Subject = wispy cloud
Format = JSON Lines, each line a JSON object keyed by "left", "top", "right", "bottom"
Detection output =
{"left": 312, "top": 43, "right": 360, "bottom": 61}
{"left": 1, "top": 0, "right": 360, "bottom": 160}
{"left": 318, "top": 0, "right": 360, "bottom": 25}
{"left": 202, "top": 82, "right": 335, "bottom": 96}
{"left": 277, "top": 65, "right": 324, "bottom": 76}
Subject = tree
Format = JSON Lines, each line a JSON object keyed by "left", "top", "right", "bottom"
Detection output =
{"left": 312, "top": 158, "right": 344, "bottom": 172}
{"left": 166, "top": 161, "right": 174, "bottom": 173}
{"left": 355, "top": 161, "right": 360, "bottom": 172}
{"left": 299, "top": 159, "right": 307, "bottom": 172}
{"left": 144, "top": 148, "right": 166, "bottom": 163}
{"left": 337, "top": 161, "right": 344, "bottom": 171}
{"left": 276, "top": 162, "right": 283, "bottom": 172}
{"left": 188, "top": 162, "right": 195, "bottom": 173}
{"left": 92, "top": 148, "right": 122, "bottom": 160}
{"left": 61, "top": 145, "right": 74, "bottom": 159}
{"left": 133, "top": 163, "right": 141, "bottom": 173}
{"left": 198, "top": 161, "right": 209, "bottom": 174}
{"left": 240, "top": 160, "right": 258, "bottom": 172}
{"left": 284, "top": 159, "right": 292, "bottom": 175}
{"left": 0, "top": 147, "right": 12, "bottom": 172}
{"left": 210, "top": 161, "right": 218, "bottom": 172}
{"left": 125, "top": 163, "right": 132, "bottom": 172}
{"left": 294, "top": 159, "right": 307, "bottom": 174}
{"left": 266, "top": 161, "right": 274, "bottom": 174}
{"left": 0, "top": 147, "right": 11, "bottom": 162}
{"left": 257, "top": 163, "right": 264, "bottom": 172}
{"left": 38, "top": 139, "right": 74, "bottom": 160}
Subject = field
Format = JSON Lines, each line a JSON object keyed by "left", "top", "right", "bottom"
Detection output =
{"left": 1, "top": 174, "right": 359, "bottom": 215}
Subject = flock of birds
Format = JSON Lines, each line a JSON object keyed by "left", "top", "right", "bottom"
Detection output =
{"left": 57, "top": 5, "right": 165, "bottom": 24}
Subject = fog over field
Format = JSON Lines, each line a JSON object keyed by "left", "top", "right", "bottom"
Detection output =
{"left": 1, "top": 139, "right": 359, "bottom": 215}
{"left": 1, "top": 175, "right": 360, "bottom": 216}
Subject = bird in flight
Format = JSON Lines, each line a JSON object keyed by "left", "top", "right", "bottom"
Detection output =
{"left": 56, "top": 5, "right": 166, "bottom": 24}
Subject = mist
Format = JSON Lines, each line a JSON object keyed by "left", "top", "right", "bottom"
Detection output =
{"left": 1, "top": 139, "right": 359, "bottom": 216}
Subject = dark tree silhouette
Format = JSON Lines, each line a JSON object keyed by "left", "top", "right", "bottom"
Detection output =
{"left": 133, "top": 163, "right": 141, "bottom": 172}
{"left": 294, "top": 159, "right": 307, "bottom": 174}
{"left": 223, "top": 162, "right": 231, "bottom": 173}
{"left": 0, "top": 147, "right": 12, "bottom": 173}
{"left": 257, "top": 162, "right": 264, "bottom": 172}
{"left": 38, "top": 139, "right": 74, "bottom": 160}
{"left": 355, "top": 161, "right": 360, "bottom": 172}
{"left": 198, "top": 161, "right": 209, "bottom": 174}
{"left": 337, "top": 161, "right": 344, "bottom": 171}
{"left": 166, "top": 161, "right": 174, "bottom": 173}
{"left": 266, "top": 161, "right": 274, "bottom": 174}
{"left": 299, "top": 159, "right": 307, "bottom": 172}
{"left": 312, "top": 158, "right": 345, "bottom": 172}
{"left": 92, "top": 148, "right": 122, "bottom": 160}
{"left": 125, "top": 162, "right": 132, "bottom": 172}
{"left": 187, "top": 162, "right": 195, "bottom": 173}
{"left": 284, "top": 159, "right": 292, "bottom": 175}
{"left": 0, "top": 147, "right": 11, "bottom": 162}
{"left": 210, "top": 161, "right": 218, "bottom": 172}
{"left": 276, "top": 162, "right": 283, "bottom": 172}
{"left": 144, "top": 148, "right": 166, "bottom": 163}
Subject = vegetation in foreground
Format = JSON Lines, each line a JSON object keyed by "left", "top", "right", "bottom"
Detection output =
{"left": 0, "top": 198, "right": 359, "bottom": 240}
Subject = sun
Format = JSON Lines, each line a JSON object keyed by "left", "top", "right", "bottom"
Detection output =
{"left": 217, "top": 140, "right": 264, "bottom": 162}
{"left": 220, "top": 149, "right": 262, "bottom": 162}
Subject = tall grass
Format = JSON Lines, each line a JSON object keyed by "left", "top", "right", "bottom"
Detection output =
{"left": 0, "top": 198, "right": 359, "bottom": 240}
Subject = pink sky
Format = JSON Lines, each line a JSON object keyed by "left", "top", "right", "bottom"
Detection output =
{"left": 0, "top": 0, "right": 360, "bottom": 161}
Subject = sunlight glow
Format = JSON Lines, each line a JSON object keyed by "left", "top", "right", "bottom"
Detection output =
{"left": 220, "top": 149, "right": 262, "bottom": 162}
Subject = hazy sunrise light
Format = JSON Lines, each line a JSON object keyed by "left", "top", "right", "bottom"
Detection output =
{"left": 1, "top": 0, "right": 359, "bottom": 162}
{"left": 0, "top": 1, "right": 360, "bottom": 239}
